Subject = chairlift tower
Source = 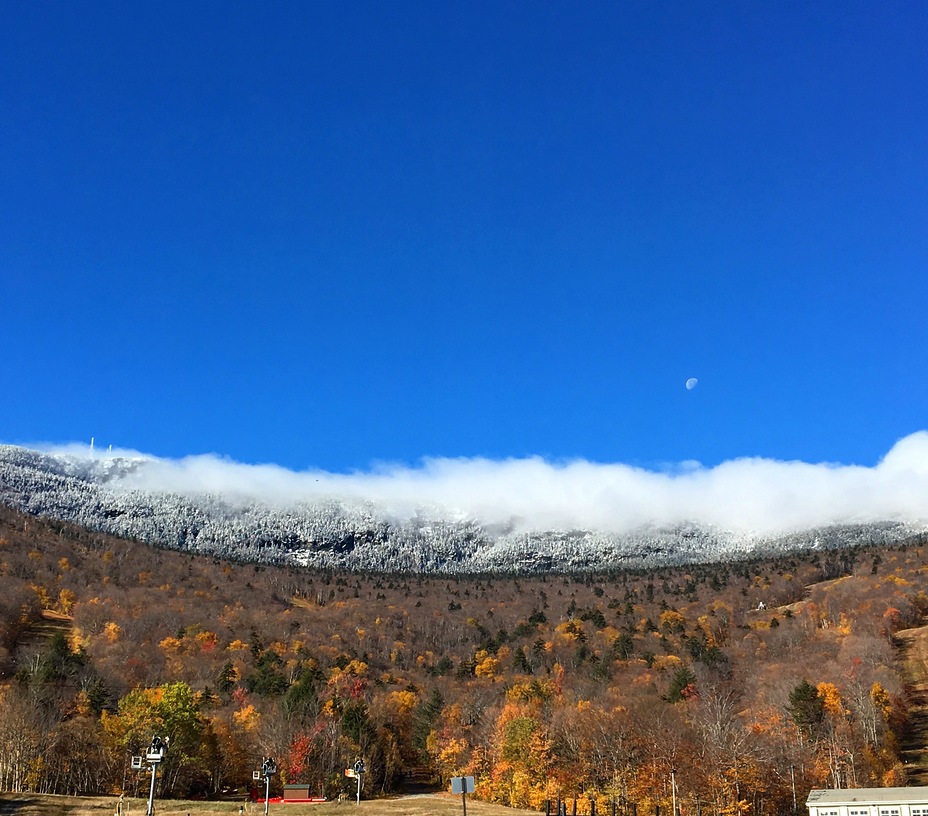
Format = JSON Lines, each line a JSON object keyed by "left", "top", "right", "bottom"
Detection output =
{"left": 259, "top": 757, "right": 278, "bottom": 816}
{"left": 353, "top": 759, "right": 365, "bottom": 804}
{"left": 137, "top": 736, "right": 168, "bottom": 816}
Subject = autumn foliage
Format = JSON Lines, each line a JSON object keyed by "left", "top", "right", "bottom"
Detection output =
{"left": 0, "top": 506, "right": 925, "bottom": 813}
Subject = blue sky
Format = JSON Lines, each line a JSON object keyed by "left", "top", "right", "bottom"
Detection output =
{"left": 2, "top": 1, "right": 927, "bottom": 475}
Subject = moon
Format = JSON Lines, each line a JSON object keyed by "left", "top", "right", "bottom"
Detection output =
{"left": 685, "top": 377, "right": 698, "bottom": 390}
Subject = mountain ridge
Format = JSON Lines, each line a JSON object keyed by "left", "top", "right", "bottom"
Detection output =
{"left": 0, "top": 443, "right": 921, "bottom": 573}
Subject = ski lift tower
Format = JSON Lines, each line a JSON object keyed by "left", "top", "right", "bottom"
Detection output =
{"left": 259, "top": 757, "right": 278, "bottom": 816}
{"left": 353, "top": 759, "right": 365, "bottom": 804}
{"left": 143, "top": 736, "right": 168, "bottom": 816}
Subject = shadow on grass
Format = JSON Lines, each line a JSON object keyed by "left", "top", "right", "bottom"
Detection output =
{"left": 0, "top": 796, "right": 88, "bottom": 816}
{"left": 0, "top": 799, "right": 31, "bottom": 815}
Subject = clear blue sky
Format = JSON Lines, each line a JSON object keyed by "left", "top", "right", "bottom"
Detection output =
{"left": 2, "top": 2, "right": 926, "bottom": 473}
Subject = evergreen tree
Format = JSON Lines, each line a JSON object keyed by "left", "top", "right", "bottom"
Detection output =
{"left": 788, "top": 680, "right": 825, "bottom": 735}
{"left": 665, "top": 666, "right": 697, "bottom": 702}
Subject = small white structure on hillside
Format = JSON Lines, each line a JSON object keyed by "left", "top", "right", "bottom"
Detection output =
{"left": 808, "top": 788, "right": 928, "bottom": 816}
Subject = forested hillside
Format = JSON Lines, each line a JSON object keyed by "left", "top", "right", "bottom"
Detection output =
{"left": 2, "top": 505, "right": 928, "bottom": 812}
{"left": 0, "top": 445, "right": 921, "bottom": 573}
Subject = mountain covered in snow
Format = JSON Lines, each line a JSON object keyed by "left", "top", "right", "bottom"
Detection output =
{"left": 0, "top": 444, "right": 923, "bottom": 573}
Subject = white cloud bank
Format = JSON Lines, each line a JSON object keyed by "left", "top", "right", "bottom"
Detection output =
{"left": 40, "top": 431, "right": 928, "bottom": 536}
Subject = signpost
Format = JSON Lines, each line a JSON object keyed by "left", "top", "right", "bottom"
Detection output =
{"left": 451, "top": 776, "right": 475, "bottom": 816}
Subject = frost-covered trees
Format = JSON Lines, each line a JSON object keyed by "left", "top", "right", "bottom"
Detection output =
{"left": 0, "top": 445, "right": 921, "bottom": 575}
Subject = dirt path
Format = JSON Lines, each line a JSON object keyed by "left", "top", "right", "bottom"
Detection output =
{"left": 893, "top": 624, "right": 928, "bottom": 784}
{"left": 15, "top": 609, "right": 74, "bottom": 657}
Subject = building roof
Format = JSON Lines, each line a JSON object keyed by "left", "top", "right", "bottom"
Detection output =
{"left": 808, "top": 789, "right": 928, "bottom": 806}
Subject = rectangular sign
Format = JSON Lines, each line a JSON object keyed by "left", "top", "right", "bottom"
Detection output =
{"left": 450, "top": 776, "right": 475, "bottom": 794}
{"left": 345, "top": 769, "right": 357, "bottom": 778}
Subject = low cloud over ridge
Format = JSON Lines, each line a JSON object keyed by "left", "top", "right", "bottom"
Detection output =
{"left": 39, "top": 432, "right": 928, "bottom": 536}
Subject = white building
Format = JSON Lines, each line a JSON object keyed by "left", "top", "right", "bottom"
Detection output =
{"left": 807, "top": 788, "right": 928, "bottom": 816}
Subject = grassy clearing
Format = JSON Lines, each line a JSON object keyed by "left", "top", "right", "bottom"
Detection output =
{"left": 0, "top": 793, "right": 541, "bottom": 816}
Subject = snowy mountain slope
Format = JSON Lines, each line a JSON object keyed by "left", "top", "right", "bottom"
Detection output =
{"left": 0, "top": 444, "right": 921, "bottom": 573}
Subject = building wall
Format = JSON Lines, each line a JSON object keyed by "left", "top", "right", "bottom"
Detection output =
{"left": 810, "top": 801, "right": 928, "bottom": 816}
